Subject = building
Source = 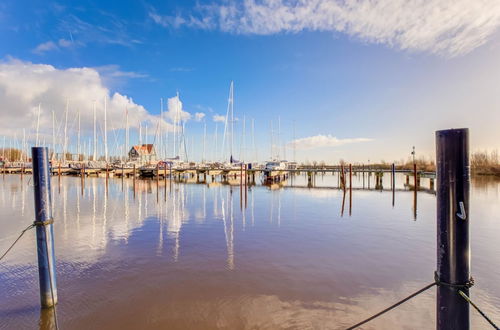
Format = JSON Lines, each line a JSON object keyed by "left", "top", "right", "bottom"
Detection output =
{"left": 128, "top": 144, "right": 157, "bottom": 163}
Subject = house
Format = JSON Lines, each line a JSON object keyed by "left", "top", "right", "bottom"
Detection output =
{"left": 128, "top": 144, "right": 157, "bottom": 163}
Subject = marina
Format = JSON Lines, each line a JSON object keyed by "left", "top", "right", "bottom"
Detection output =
{"left": 1, "top": 159, "right": 499, "bottom": 329}
{"left": 1, "top": 1, "right": 500, "bottom": 328}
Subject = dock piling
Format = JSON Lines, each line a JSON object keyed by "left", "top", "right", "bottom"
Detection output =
{"left": 436, "top": 128, "right": 470, "bottom": 330}
{"left": 31, "top": 147, "right": 58, "bottom": 308}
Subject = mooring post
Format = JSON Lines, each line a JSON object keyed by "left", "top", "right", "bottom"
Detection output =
{"left": 436, "top": 128, "right": 470, "bottom": 330}
{"left": 31, "top": 147, "right": 58, "bottom": 308}
{"left": 392, "top": 163, "right": 395, "bottom": 207}
{"left": 413, "top": 163, "right": 418, "bottom": 191}
{"left": 349, "top": 164, "right": 352, "bottom": 191}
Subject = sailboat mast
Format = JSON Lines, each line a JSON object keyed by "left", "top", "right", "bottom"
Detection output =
{"left": 125, "top": 108, "right": 129, "bottom": 162}
{"left": 35, "top": 103, "right": 41, "bottom": 146}
{"left": 104, "top": 97, "right": 108, "bottom": 162}
{"left": 252, "top": 119, "right": 256, "bottom": 162}
{"left": 139, "top": 123, "right": 142, "bottom": 145}
{"left": 77, "top": 108, "right": 81, "bottom": 161}
{"left": 160, "top": 98, "right": 163, "bottom": 159}
{"left": 93, "top": 101, "right": 97, "bottom": 161}
{"left": 174, "top": 92, "right": 179, "bottom": 157}
{"left": 293, "top": 120, "right": 296, "bottom": 163}
{"left": 230, "top": 81, "right": 234, "bottom": 161}
{"left": 242, "top": 115, "right": 246, "bottom": 162}
{"left": 277, "top": 116, "right": 281, "bottom": 160}
{"left": 22, "top": 129, "right": 26, "bottom": 162}
{"left": 202, "top": 121, "right": 206, "bottom": 163}
{"left": 52, "top": 110, "right": 56, "bottom": 160}
{"left": 63, "top": 99, "right": 68, "bottom": 162}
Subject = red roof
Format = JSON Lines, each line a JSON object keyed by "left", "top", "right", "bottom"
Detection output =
{"left": 132, "top": 144, "right": 155, "bottom": 155}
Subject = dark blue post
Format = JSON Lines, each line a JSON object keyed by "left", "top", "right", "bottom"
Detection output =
{"left": 32, "top": 147, "right": 58, "bottom": 308}
{"left": 436, "top": 129, "right": 469, "bottom": 330}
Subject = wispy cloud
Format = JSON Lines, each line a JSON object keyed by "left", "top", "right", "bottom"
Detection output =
{"left": 288, "top": 135, "right": 372, "bottom": 150}
{"left": 170, "top": 67, "right": 195, "bottom": 72}
{"left": 58, "top": 13, "right": 142, "bottom": 48}
{"left": 94, "top": 65, "right": 149, "bottom": 79}
{"left": 150, "top": 0, "right": 500, "bottom": 57}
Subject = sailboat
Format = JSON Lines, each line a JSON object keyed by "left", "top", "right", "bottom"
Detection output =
{"left": 221, "top": 81, "right": 244, "bottom": 172}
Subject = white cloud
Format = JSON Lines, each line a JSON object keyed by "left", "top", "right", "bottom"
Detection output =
{"left": 0, "top": 58, "right": 173, "bottom": 140}
{"left": 194, "top": 112, "right": 206, "bottom": 121}
{"left": 164, "top": 95, "right": 192, "bottom": 123}
{"left": 213, "top": 114, "right": 226, "bottom": 122}
{"left": 32, "top": 41, "right": 58, "bottom": 54}
{"left": 288, "top": 135, "right": 372, "bottom": 150}
{"left": 32, "top": 38, "right": 78, "bottom": 54}
{"left": 151, "top": 0, "right": 500, "bottom": 57}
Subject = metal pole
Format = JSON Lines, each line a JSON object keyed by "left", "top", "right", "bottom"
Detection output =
{"left": 32, "top": 147, "right": 58, "bottom": 308}
{"left": 436, "top": 128, "right": 470, "bottom": 330}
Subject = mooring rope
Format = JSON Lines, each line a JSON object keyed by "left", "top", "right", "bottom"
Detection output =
{"left": 345, "top": 281, "right": 436, "bottom": 330}
{"left": 346, "top": 271, "right": 499, "bottom": 329}
{"left": 0, "top": 224, "right": 35, "bottom": 262}
{"left": 458, "top": 290, "right": 499, "bottom": 330}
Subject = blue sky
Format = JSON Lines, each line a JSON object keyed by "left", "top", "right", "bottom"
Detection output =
{"left": 1, "top": 0, "right": 499, "bottom": 163}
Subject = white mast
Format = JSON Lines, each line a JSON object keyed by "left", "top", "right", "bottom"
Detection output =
{"left": 159, "top": 98, "right": 163, "bottom": 159}
{"left": 278, "top": 116, "right": 281, "bottom": 160}
{"left": 252, "top": 119, "right": 256, "bottom": 162}
{"left": 22, "top": 129, "right": 26, "bottom": 162}
{"left": 230, "top": 81, "right": 234, "bottom": 161}
{"left": 35, "top": 103, "right": 41, "bottom": 146}
{"left": 221, "top": 81, "right": 234, "bottom": 162}
{"left": 174, "top": 92, "right": 179, "bottom": 158}
{"left": 214, "top": 123, "right": 218, "bottom": 162}
{"left": 139, "top": 122, "right": 142, "bottom": 145}
{"left": 242, "top": 115, "right": 246, "bottom": 162}
{"left": 104, "top": 97, "right": 108, "bottom": 162}
{"left": 125, "top": 107, "right": 129, "bottom": 162}
{"left": 93, "top": 101, "right": 97, "bottom": 161}
{"left": 202, "top": 121, "right": 206, "bottom": 163}
{"left": 52, "top": 110, "right": 56, "bottom": 160}
{"left": 270, "top": 121, "right": 274, "bottom": 160}
{"left": 293, "top": 120, "right": 296, "bottom": 163}
{"left": 77, "top": 108, "right": 81, "bottom": 160}
{"left": 63, "top": 99, "right": 69, "bottom": 162}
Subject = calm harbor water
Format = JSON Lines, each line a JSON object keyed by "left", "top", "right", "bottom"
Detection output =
{"left": 1, "top": 173, "right": 499, "bottom": 329}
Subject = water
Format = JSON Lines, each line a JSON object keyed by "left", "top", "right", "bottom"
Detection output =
{"left": 1, "top": 173, "right": 499, "bottom": 329}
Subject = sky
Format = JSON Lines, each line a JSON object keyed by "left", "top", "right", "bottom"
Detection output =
{"left": 0, "top": 0, "right": 499, "bottom": 163}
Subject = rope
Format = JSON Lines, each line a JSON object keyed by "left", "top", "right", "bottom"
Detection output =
{"left": 458, "top": 290, "right": 499, "bottom": 329}
{"left": 0, "top": 224, "right": 35, "bottom": 262}
{"left": 345, "top": 282, "right": 436, "bottom": 329}
{"left": 434, "top": 271, "right": 474, "bottom": 289}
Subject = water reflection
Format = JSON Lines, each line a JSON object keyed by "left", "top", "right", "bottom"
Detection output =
{"left": 0, "top": 174, "right": 499, "bottom": 329}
